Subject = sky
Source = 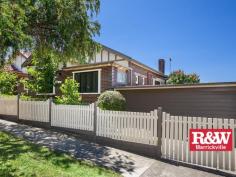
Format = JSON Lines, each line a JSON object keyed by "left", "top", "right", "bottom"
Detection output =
{"left": 95, "top": 0, "right": 236, "bottom": 83}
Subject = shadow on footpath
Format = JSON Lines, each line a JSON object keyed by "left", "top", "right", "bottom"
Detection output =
{"left": 0, "top": 122, "right": 135, "bottom": 174}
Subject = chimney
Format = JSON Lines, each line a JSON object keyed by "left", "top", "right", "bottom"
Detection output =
{"left": 158, "top": 59, "right": 165, "bottom": 74}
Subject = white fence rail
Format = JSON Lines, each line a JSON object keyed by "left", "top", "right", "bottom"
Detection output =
{"left": 19, "top": 100, "right": 49, "bottom": 122}
{"left": 51, "top": 103, "right": 94, "bottom": 131}
{"left": 97, "top": 108, "right": 159, "bottom": 145}
{"left": 0, "top": 96, "right": 17, "bottom": 116}
{"left": 162, "top": 113, "right": 236, "bottom": 172}
{"left": 0, "top": 96, "right": 235, "bottom": 173}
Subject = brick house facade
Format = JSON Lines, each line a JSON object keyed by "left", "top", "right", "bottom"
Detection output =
{"left": 17, "top": 44, "right": 167, "bottom": 103}
{"left": 56, "top": 45, "right": 167, "bottom": 103}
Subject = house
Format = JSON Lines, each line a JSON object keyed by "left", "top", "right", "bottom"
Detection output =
{"left": 3, "top": 51, "right": 30, "bottom": 78}
{"left": 56, "top": 45, "right": 167, "bottom": 102}
{"left": 2, "top": 51, "right": 30, "bottom": 93}
{"left": 16, "top": 44, "right": 167, "bottom": 102}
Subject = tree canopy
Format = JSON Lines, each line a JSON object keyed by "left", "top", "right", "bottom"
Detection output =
{"left": 0, "top": 0, "right": 100, "bottom": 66}
{"left": 167, "top": 70, "right": 200, "bottom": 84}
{"left": 21, "top": 50, "right": 58, "bottom": 94}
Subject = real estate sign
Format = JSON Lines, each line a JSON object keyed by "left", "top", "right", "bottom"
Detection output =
{"left": 189, "top": 129, "right": 233, "bottom": 151}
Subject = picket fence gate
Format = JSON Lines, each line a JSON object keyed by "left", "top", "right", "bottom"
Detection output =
{"left": 162, "top": 113, "right": 236, "bottom": 172}
{"left": 97, "top": 108, "right": 160, "bottom": 145}
{"left": 0, "top": 96, "right": 235, "bottom": 174}
{"left": 51, "top": 103, "right": 95, "bottom": 131}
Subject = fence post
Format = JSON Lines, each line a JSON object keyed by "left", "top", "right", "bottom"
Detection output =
{"left": 17, "top": 94, "right": 20, "bottom": 121}
{"left": 49, "top": 97, "right": 52, "bottom": 127}
{"left": 157, "top": 107, "right": 163, "bottom": 158}
{"left": 93, "top": 102, "right": 97, "bottom": 139}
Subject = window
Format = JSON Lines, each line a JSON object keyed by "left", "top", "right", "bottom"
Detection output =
{"left": 135, "top": 75, "right": 139, "bottom": 85}
{"left": 117, "top": 70, "right": 127, "bottom": 84}
{"left": 153, "top": 78, "right": 163, "bottom": 85}
{"left": 142, "top": 77, "right": 145, "bottom": 85}
{"left": 74, "top": 71, "right": 99, "bottom": 93}
{"left": 154, "top": 80, "right": 160, "bottom": 85}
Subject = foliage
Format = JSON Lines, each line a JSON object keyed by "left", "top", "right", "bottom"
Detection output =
{"left": 0, "top": 0, "right": 101, "bottom": 66}
{"left": 0, "top": 71, "right": 17, "bottom": 95}
{"left": 55, "top": 77, "right": 82, "bottom": 105}
{"left": 97, "top": 91, "right": 126, "bottom": 111}
{"left": 20, "top": 94, "right": 48, "bottom": 101}
{"left": 21, "top": 51, "right": 58, "bottom": 94}
{"left": 167, "top": 70, "right": 200, "bottom": 84}
{"left": 0, "top": 131, "right": 120, "bottom": 177}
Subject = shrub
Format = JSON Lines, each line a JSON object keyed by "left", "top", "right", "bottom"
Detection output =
{"left": 55, "top": 77, "right": 82, "bottom": 105}
{"left": 0, "top": 71, "right": 17, "bottom": 95}
{"left": 97, "top": 91, "right": 126, "bottom": 111}
{"left": 20, "top": 94, "right": 48, "bottom": 101}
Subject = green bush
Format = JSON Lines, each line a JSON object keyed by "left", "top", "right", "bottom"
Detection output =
{"left": 167, "top": 70, "right": 200, "bottom": 84}
{"left": 0, "top": 71, "right": 17, "bottom": 95}
{"left": 20, "top": 94, "right": 48, "bottom": 101}
{"left": 55, "top": 77, "right": 82, "bottom": 105}
{"left": 97, "top": 91, "right": 126, "bottom": 111}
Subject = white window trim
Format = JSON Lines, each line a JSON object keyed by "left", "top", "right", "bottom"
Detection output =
{"left": 135, "top": 75, "right": 139, "bottom": 85}
{"left": 142, "top": 77, "right": 145, "bottom": 85}
{"left": 153, "top": 77, "right": 164, "bottom": 85}
{"left": 72, "top": 69, "right": 101, "bottom": 94}
{"left": 134, "top": 72, "right": 147, "bottom": 85}
{"left": 134, "top": 72, "right": 147, "bottom": 78}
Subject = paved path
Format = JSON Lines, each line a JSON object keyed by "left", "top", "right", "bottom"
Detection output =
{"left": 140, "top": 161, "right": 223, "bottom": 177}
{"left": 0, "top": 119, "right": 224, "bottom": 177}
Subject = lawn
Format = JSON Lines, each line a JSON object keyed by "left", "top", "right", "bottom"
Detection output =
{"left": 0, "top": 131, "right": 121, "bottom": 177}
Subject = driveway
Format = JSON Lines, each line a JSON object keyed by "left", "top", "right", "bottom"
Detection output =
{"left": 0, "top": 119, "right": 224, "bottom": 177}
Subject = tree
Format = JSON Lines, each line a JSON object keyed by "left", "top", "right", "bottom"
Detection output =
{"left": 55, "top": 77, "right": 82, "bottom": 105}
{"left": 21, "top": 51, "right": 58, "bottom": 94}
{"left": 0, "top": 0, "right": 100, "bottom": 66}
{"left": 167, "top": 70, "right": 200, "bottom": 84}
{"left": 0, "top": 71, "right": 17, "bottom": 95}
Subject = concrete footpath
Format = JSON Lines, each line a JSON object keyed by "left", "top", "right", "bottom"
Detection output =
{"left": 0, "top": 119, "right": 223, "bottom": 177}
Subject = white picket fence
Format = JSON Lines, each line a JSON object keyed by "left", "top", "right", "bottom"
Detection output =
{"left": 19, "top": 100, "right": 50, "bottom": 122}
{"left": 51, "top": 103, "right": 94, "bottom": 131}
{"left": 162, "top": 113, "right": 236, "bottom": 172}
{"left": 0, "top": 97, "right": 236, "bottom": 173}
{"left": 0, "top": 96, "right": 17, "bottom": 116}
{"left": 97, "top": 108, "right": 159, "bottom": 145}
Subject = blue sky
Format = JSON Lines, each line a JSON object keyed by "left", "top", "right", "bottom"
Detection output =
{"left": 95, "top": 0, "right": 236, "bottom": 82}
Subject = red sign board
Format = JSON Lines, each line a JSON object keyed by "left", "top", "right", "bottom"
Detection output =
{"left": 189, "top": 129, "right": 233, "bottom": 151}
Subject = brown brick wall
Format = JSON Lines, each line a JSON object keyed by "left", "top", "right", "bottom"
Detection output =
{"left": 81, "top": 94, "right": 99, "bottom": 103}
{"left": 101, "top": 66, "right": 112, "bottom": 92}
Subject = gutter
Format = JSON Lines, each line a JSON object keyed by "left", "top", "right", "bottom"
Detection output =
{"left": 115, "top": 82, "right": 236, "bottom": 91}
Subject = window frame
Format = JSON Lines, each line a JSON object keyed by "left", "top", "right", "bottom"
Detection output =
{"left": 134, "top": 72, "right": 147, "bottom": 85}
{"left": 117, "top": 69, "right": 127, "bottom": 84}
{"left": 72, "top": 69, "right": 101, "bottom": 94}
{"left": 153, "top": 77, "right": 164, "bottom": 85}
